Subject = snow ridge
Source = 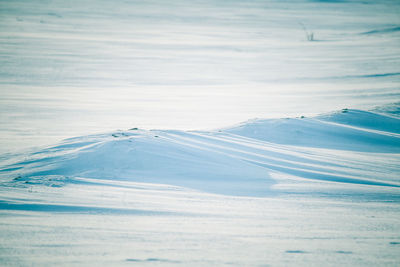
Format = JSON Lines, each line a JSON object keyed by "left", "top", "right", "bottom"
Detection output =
{"left": 1, "top": 109, "right": 399, "bottom": 197}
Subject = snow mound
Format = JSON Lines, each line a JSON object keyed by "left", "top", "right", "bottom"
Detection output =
{"left": 0, "top": 109, "right": 399, "bottom": 197}
{"left": 226, "top": 109, "right": 400, "bottom": 152}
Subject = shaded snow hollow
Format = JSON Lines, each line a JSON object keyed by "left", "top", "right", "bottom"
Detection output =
{"left": 1, "top": 109, "right": 399, "bottom": 197}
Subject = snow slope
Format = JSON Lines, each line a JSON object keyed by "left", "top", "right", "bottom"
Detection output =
{"left": 1, "top": 109, "right": 399, "bottom": 194}
{"left": 226, "top": 109, "right": 400, "bottom": 153}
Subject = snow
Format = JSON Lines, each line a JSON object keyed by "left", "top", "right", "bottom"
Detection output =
{"left": 1, "top": 109, "right": 400, "bottom": 265}
{"left": 1, "top": 0, "right": 400, "bottom": 153}
{"left": 226, "top": 109, "right": 400, "bottom": 152}
{"left": 1, "top": 0, "right": 400, "bottom": 265}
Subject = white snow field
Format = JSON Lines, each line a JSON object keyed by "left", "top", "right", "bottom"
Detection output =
{"left": 1, "top": 109, "right": 400, "bottom": 266}
{"left": 1, "top": 0, "right": 400, "bottom": 153}
{"left": 1, "top": 0, "right": 400, "bottom": 265}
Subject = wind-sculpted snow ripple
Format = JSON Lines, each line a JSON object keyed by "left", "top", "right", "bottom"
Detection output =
{"left": 0, "top": 109, "right": 399, "bottom": 197}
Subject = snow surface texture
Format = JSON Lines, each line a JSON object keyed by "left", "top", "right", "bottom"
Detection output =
{"left": 1, "top": 109, "right": 400, "bottom": 266}
{"left": 1, "top": 0, "right": 400, "bottom": 153}
{"left": 1, "top": 0, "right": 400, "bottom": 265}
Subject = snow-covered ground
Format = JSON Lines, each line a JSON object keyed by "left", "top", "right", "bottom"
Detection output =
{"left": 1, "top": 109, "right": 400, "bottom": 266}
{"left": 1, "top": 0, "right": 400, "bottom": 153}
{"left": 1, "top": 0, "right": 400, "bottom": 265}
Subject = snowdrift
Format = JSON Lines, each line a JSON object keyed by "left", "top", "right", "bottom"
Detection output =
{"left": 0, "top": 109, "right": 399, "bottom": 197}
{"left": 226, "top": 109, "right": 400, "bottom": 152}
